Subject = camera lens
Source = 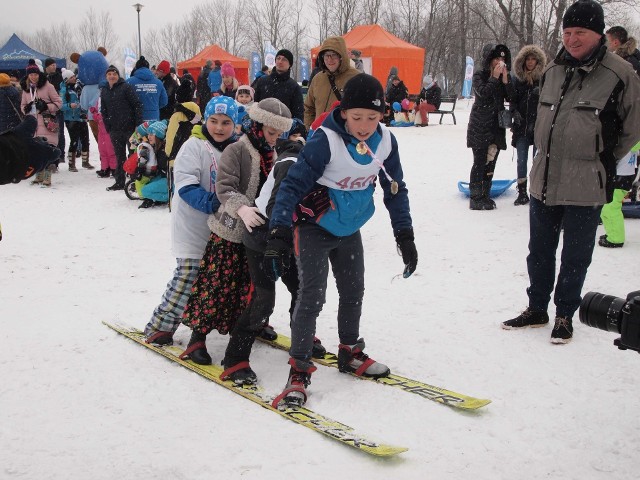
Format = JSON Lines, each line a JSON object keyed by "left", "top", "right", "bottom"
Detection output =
{"left": 579, "top": 292, "right": 625, "bottom": 333}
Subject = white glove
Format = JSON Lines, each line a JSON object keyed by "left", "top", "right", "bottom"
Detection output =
{"left": 237, "top": 205, "right": 265, "bottom": 232}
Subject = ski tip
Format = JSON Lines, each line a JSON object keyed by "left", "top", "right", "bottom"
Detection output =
{"left": 361, "top": 445, "right": 409, "bottom": 457}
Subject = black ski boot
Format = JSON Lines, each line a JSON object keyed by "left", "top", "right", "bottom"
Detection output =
{"left": 221, "top": 330, "right": 259, "bottom": 385}
{"left": 259, "top": 324, "right": 278, "bottom": 341}
{"left": 272, "top": 358, "right": 317, "bottom": 408}
{"left": 180, "top": 330, "right": 212, "bottom": 365}
{"left": 220, "top": 360, "right": 258, "bottom": 385}
{"left": 311, "top": 337, "right": 327, "bottom": 358}
{"left": 514, "top": 179, "right": 529, "bottom": 206}
{"left": 338, "top": 338, "right": 390, "bottom": 378}
{"left": 145, "top": 330, "right": 173, "bottom": 346}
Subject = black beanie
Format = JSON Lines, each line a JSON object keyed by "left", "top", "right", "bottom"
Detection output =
{"left": 340, "top": 74, "right": 385, "bottom": 113}
{"left": 44, "top": 58, "right": 56, "bottom": 68}
{"left": 563, "top": 0, "right": 605, "bottom": 35}
{"left": 106, "top": 65, "right": 120, "bottom": 76}
{"left": 276, "top": 49, "right": 294, "bottom": 68}
{"left": 135, "top": 56, "right": 150, "bottom": 70}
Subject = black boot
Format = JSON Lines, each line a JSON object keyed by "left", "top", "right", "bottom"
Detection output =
{"left": 181, "top": 330, "right": 212, "bottom": 365}
{"left": 514, "top": 179, "right": 529, "bottom": 206}
{"left": 106, "top": 181, "right": 124, "bottom": 191}
{"left": 469, "top": 182, "right": 494, "bottom": 210}
{"left": 482, "top": 180, "right": 496, "bottom": 209}
{"left": 96, "top": 168, "right": 111, "bottom": 178}
{"left": 222, "top": 330, "right": 258, "bottom": 384}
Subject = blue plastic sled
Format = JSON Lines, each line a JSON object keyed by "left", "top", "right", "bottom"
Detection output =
{"left": 458, "top": 179, "right": 516, "bottom": 198}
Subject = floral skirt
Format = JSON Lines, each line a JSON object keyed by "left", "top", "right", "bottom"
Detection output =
{"left": 181, "top": 233, "right": 250, "bottom": 335}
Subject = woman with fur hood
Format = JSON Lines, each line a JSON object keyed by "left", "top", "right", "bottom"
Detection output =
{"left": 20, "top": 59, "right": 62, "bottom": 186}
{"left": 510, "top": 45, "right": 546, "bottom": 205}
{"left": 466, "top": 44, "right": 514, "bottom": 210}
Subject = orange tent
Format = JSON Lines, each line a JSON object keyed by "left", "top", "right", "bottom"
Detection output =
{"left": 311, "top": 25, "right": 425, "bottom": 94}
{"left": 177, "top": 44, "right": 249, "bottom": 85}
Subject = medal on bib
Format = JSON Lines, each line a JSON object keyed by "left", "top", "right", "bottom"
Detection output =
{"left": 356, "top": 141, "right": 399, "bottom": 195}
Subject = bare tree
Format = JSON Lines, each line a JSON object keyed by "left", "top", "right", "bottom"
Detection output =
{"left": 76, "top": 8, "right": 118, "bottom": 53}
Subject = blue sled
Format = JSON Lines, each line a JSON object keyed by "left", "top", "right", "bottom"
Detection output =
{"left": 458, "top": 179, "right": 517, "bottom": 198}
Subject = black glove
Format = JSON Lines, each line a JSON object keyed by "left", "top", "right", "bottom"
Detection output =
{"left": 396, "top": 229, "right": 418, "bottom": 278}
{"left": 23, "top": 101, "right": 34, "bottom": 115}
{"left": 35, "top": 99, "right": 48, "bottom": 113}
{"left": 263, "top": 226, "right": 293, "bottom": 282}
{"left": 512, "top": 110, "right": 523, "bottom": 126}
{"left": 297, "top": 185, "right": 331, "bottom": 221}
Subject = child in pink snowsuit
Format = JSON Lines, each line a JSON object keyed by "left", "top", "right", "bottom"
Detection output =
{"left": 90, "top": 99, "right": 117, "bottom": 178}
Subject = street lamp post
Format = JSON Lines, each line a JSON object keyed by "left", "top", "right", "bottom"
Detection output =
{"left": 133, "top": 3, "right": 144, "bottom": 58}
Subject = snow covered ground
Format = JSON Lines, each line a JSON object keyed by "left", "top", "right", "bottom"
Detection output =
{"left": 2, "top": 102, "right": 639, "bottom": 479}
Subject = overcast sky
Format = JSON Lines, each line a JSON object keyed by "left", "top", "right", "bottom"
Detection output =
{"left": 0, "top": 0, "right": 204, "bottom": 51}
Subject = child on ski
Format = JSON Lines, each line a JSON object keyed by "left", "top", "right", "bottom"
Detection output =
{"left": 263, "top": 73, "right": 418, "bottom": 407}
{"left": 143, "top": 96, "right": 239, "bottom": 345}
{"left": 219, "top": 118, "right": 327, "bottom": 386}
{"left": 179, "top": 98, "right": 293, "bottom": 366}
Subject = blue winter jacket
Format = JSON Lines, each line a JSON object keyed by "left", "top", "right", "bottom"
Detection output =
{"left": 207, "top": 67, "right": 222, "bottom": 93}
{"left": 60, "top": 82, "right": 85, "bottom": 122}
{"left": 269, "top": 109, "right": 412, "bottom": 237}
{"left": 126, "top": 67, "right": 168, "bottom": 121}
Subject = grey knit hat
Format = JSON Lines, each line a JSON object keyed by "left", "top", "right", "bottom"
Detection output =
{"left": 248, "top": 98, "right": 293, "bottom": 132}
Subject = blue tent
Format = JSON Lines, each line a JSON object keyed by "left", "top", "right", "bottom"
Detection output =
{"left": 0, "top": 33, "right": 66, "bottom": 71}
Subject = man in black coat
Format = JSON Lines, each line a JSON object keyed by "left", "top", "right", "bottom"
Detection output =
{"left": 100, "top": 65, "right": 143, "bottom": 191}
{"left": 197, "top": 60, "right": 213, "bottom": 111}
{"left": 156, "top": 60, "right": 178, "bottom": 120}
{"left": 253, "top": 49, "right": 304, "bottom": 121}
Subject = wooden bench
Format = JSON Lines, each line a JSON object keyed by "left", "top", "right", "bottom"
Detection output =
{"left": 429, "top": 95, "right": 458, "bottom": 125}
{"left": 408, "top": 94, "right": 458, "bottom": 125}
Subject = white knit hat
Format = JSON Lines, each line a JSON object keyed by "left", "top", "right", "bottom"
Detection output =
{"left": 248, "top": 98, "right": 293, "bottom": 132}
{"left": 61, "top": 69, "right": 76, "bottom": 82}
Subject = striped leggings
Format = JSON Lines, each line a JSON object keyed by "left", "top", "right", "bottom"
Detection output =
{"left": 144, "top": 258, "right": 201, "bottom": 337}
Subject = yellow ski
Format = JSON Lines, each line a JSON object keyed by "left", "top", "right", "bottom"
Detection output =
{"left": 257, "top": 334, "right": 491, "bottom": 410}
{"left": 103, "top": 322, "right": 407, "bottom": 457}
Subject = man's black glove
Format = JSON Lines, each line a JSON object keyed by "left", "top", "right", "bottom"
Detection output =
{"left": 395, "top": 229, "right": 418, "bottom": 278}
{"left": 35, "top": 99, "right": 48, "bottom": 113}
{"left": 263, "top": 226, "right": 293, "bottom": 282}
{"left": 512, "top": 110, "right": 523, "bottom": 126}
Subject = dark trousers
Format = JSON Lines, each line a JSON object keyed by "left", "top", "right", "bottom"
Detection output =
{"left": 109, "top": 130, "right": 130, "bottom": 185}
{"left": 65, "top": 121, "right": 89, "bottom": 153}
{"left": 223, "top": 246, "right": 298, "bottom": 365}
{"left": 56, "top": 111, "right": 65, "bottom": 154}
{"left": 526, "top": 196, "right": 602, "bottom": 319}
{"left": 470, "top": 146, "right": 499, "bottom": 184}
{"left": 515, "top": 136, "right": 536, "bottom": 179}
{"left": 290, "top": 223, "right": 365, "bottom": 361}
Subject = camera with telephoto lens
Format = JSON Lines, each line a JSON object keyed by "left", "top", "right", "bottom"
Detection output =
{"left": 579, "top": 291, "right": 640, "bottom": 353}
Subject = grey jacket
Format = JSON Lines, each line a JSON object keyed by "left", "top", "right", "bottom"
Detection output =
{"left": 530, "top": 46, "right": 640, "bottom": 206}
{"left": 207, "top": 134, "right": 263, "bottom": 243}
